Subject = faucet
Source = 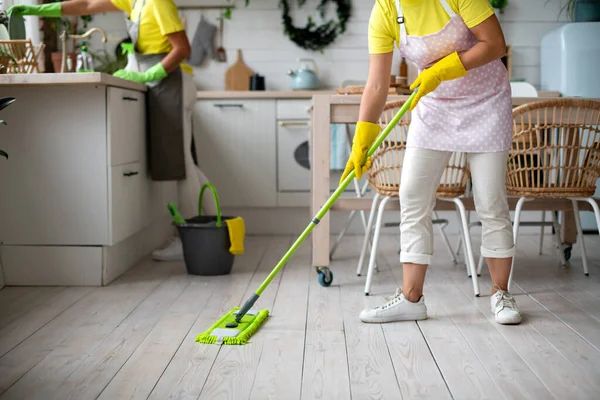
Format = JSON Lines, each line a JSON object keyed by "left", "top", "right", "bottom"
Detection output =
{"left": 59, "top": 27, "right": 107, "bottom": 73}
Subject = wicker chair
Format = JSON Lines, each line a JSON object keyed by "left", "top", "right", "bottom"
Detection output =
{"left": 504, "top": 98, "right": 600, "bottom": 290}
{"left": 356, "top": 100, "right": 481, "bottom": 296}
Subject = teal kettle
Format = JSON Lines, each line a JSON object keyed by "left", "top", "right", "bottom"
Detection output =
{"left": 287, "top": 58, "right": 320, "bottom": 90}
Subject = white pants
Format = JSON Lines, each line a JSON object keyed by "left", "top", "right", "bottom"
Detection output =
{"left": 399, "top": 148, "right": 515, "bottom": 265}
{"left": 177, "top": 72, "right": 217, "bottom": 218}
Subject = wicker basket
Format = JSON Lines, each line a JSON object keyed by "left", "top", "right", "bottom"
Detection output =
{"left": 507, "top": 98, "right": 600, "bottom": 198}
{"left": 0, "top": 40, "right": 44, "bottom": 74}
{"left": 367, "top": 100, "right": 470, "bottom": 198}
{"left": 0, "top": 55, "right": 10, "bottom": 74}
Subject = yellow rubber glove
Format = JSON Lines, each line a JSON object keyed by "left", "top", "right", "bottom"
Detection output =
{"left": 224, "top": 217, "right": 245, "bottom": 255}
{"left": 340, "top": 121, "right": 381, "bottom": 183}
{"left": 409, "top": 51, "right": 467, "bottom": 110}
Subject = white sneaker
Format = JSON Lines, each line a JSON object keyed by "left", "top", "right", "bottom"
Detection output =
{"left": 152, "top": 237, "right": 184, "bottom": 261}
{"left": 359, "top": 289, "right": 427, "bottom": 323}
{"left": 490, "top": 286, "right": 522, "bottom": 325}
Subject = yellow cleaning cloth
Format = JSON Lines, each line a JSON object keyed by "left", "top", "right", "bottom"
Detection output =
{"left": 225, "top": 217, "right": 245, "bottom": 255}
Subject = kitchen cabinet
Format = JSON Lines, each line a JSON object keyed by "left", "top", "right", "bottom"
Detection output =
{"left": 0, "top": 76, "right": 176, "bottom": 286}
{"left": 193, "top": 95, "right": 355, "bottom": 209}
{"left": 195, "top": 99, "right": 277, "bottom": 208}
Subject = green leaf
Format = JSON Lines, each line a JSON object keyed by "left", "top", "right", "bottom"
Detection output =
{"left": 0, "top": 120, "right": 6, "bottom": 125}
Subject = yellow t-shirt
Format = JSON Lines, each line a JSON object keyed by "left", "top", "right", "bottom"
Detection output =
{"left": 111, "top": 0, "right": 183, "bottom": 54}
{"left": 368, "top": 0, "right": 494, "bottom": 54}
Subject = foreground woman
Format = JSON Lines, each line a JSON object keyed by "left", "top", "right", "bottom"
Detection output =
{"left": 342, "top": 0, "right": 521, "bottom": 325}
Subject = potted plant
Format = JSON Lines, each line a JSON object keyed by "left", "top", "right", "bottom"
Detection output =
{"left": 50, "top": 16, "right": 77, "bottom": 72}
{"left": 489, "top": 0, "right": 508, "bottom": 13}
{"left": 0, "top": 7, "right": 8, "bottom": 28}
{"left": 90, "top": 48, "right": 127, "bottom": 75}
{"left": 560, "top": 0, "right": 600, "bottom": 21}
{"left": 49, "top": 3, "right": 94, "bottom": 72}
{"left": 0, "top": 7, "right": 9, "bottom": 39}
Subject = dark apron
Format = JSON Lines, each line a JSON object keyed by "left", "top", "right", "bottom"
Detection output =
{"left": 124, "top": 0, "right": 185, "bottom": 181}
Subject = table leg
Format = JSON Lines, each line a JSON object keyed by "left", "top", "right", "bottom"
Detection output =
{"left": 311, "top": 95, "right": 331, "bottom": 269}
{"left": 561, "top": 210, "right": 577, "bottom": 244}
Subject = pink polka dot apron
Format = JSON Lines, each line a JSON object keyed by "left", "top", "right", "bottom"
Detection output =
{"left": 395, "top": 0, "right": 513, "bottom": 152}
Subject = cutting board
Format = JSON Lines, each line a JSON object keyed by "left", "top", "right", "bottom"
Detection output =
{"left": 225, "top": 50, "right": 253, "bottom": 91}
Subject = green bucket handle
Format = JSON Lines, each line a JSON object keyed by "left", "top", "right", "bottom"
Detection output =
{"left": 198, "top": 183, "right": 223, "bottom": 228}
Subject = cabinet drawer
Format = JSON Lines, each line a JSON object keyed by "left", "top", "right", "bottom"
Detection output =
{"left": 108, "top": 88, "right": 145, "bottom": 166}
{"left": 110, "top": 162, "right": 144, "bottom": 244}
{"left": 276, "top": 99, "right": 311, "bottom": 120}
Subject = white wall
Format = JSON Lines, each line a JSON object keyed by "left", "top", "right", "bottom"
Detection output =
{"left": 185, "top": 0, "right": 570, "bottom": 90}
{"left": 495, "top": 0, "right": 568, "bottom": 87}
{"left": 84, "top": 0, "right": 569, "bottom": 90}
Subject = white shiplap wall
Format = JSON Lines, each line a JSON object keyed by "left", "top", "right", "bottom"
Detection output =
{"left": 185, "top": 0, "right": 569, "bottom": 90}
{"left": 86, "top": 0, "right": 569, "bottom": 90}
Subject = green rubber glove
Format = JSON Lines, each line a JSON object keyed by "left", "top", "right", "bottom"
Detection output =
{"left": 113, "top": 62, "right": 167, "bottom": 84}
{"left": 340, "top": 121, "right": 381, "bottom": 183}
{"left": 7, "top": 3, "right": 62, "bottom": 18}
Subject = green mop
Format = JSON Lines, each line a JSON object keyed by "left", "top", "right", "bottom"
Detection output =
{"left": 196, "top": 92, "right": 417, "bottom": 345}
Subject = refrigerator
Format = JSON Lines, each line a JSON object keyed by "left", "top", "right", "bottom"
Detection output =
{"left": 540, "top": 22, "right": 600, "bottom": 230}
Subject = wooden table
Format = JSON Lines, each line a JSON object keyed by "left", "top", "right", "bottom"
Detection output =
{"left": 309, "top": 93, "right": 596, "bottom": 269}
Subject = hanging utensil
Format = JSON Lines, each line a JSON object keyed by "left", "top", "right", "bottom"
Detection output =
{"left": 214, "top": 13, "right": 226, "bottom": 63}
{"left": 225, "top": 49, "right": 253, "bottom": 90}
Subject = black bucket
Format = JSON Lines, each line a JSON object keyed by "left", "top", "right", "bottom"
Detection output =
{"left": 175, "top": 184, "right": 236, "bottom": 276}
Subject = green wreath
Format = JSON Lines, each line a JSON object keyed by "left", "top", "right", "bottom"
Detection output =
{"left": 279, "top": 0, "right": 351, "bottom": 52}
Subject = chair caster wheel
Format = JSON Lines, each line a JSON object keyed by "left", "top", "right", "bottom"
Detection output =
{"left": 564, "top": 246, "right": 572, "bottom": 261}
{"left": 317, "top": 267, "right": 333, "bottom": 287}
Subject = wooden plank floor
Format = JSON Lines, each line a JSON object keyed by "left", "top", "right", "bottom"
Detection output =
{"left": 2, "top": 233, "right": 600, "bottom": 399}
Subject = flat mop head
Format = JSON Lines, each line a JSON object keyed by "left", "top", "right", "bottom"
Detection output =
{"left": 196, "top": 307, "right": 269, "bottom": 345}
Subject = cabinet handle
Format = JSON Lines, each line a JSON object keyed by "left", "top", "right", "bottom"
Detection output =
{"left": 213, "top": 104, "right": 244, "bottom": 108}
{"left": 122, "top": 96, "right": 138, "bottom": 102}
{"left": 123, "top": 171, "right": 139, "bottom": 177}
{"left": 278, "top": 121, "right": 309, "bottom": 127}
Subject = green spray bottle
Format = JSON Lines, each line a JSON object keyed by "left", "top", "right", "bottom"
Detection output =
{"left": 76, "top": 42, "right": 94, "bottom": 72}
{"left": 121, "top": 42, "right": 139, "bottom": 72}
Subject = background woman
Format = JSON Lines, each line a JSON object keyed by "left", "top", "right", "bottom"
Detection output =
{"left": 9, "top": 0, "right": 217, "bottom": 260}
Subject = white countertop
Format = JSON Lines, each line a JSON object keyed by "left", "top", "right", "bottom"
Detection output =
{"left": 196, "top": 90, "right": 336, "bottom": 99}
{"left": 0, "top": 73, "right": 147, "bottom": 92}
